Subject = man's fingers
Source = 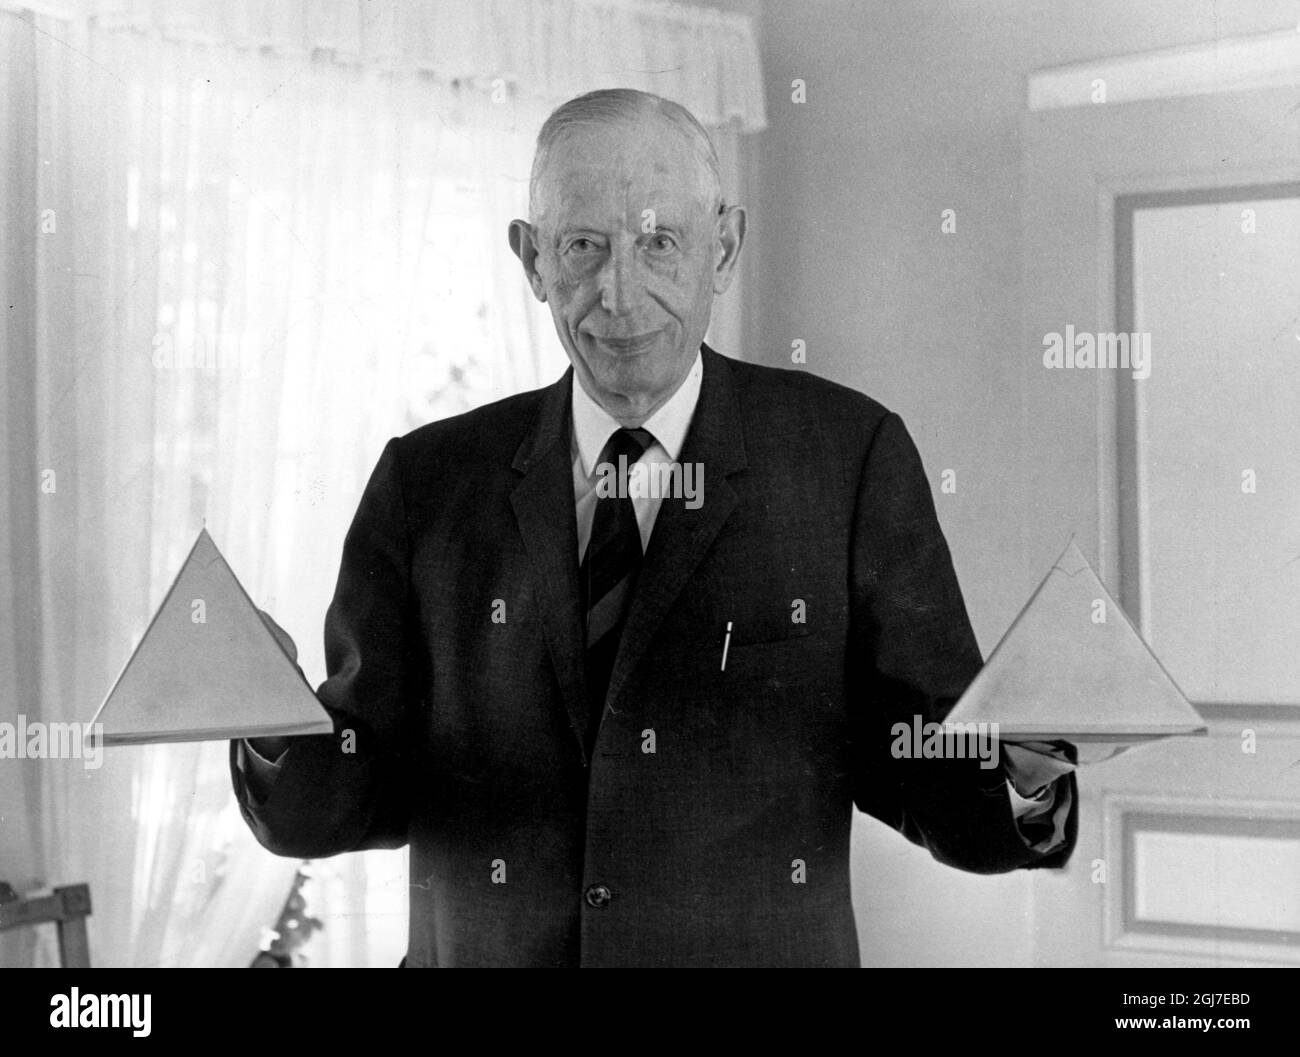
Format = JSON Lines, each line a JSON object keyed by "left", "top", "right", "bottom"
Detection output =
{"left": 1007, "top": 739, "right": 1078, "bottom": 764}
{"left": 1002, "top": 742, "right": 1077, "bottom": 796}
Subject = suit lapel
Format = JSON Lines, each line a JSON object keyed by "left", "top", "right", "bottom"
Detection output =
{"left": 509, "top": 369, "right": 592, "bottom": 762}
{"left": 510, "top": 346, "right": 749, "bottom": 758}
{"left": 604, "top": 345, "right": 747, "bottom": 713}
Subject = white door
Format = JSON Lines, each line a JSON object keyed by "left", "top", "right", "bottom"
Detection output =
{"left": 1018, "top": 57, "right": 1300, "bottom": 966}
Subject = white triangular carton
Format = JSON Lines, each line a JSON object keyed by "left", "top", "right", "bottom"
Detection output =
{"left": 944, "top": 538, "right": 1206, "bottom": 748}
{"left": 90, "top": 529, "right": 333, "bottom": 745}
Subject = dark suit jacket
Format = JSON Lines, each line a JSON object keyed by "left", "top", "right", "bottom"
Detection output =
{"left": 232, "top": 344, "right": 1076, "bottom": 967}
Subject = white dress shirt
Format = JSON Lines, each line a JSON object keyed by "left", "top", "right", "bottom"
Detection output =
{"left": 570, "top": 349, "right": 703, "bottom": 562}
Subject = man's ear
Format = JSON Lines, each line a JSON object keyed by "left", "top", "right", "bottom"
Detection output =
{"left": 711, "top": 204, "right": 746, "bottom": 295}
{"left": 508, "top": 219, "right": 548, "bottom": 303}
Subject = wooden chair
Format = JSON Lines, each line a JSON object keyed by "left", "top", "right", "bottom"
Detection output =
{"left": 0, "top": 881, "right": 92, "bottom": 967}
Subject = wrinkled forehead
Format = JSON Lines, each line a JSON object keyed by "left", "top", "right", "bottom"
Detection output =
{"left": 533, "top": 121, "right": 712, "bottom": 232}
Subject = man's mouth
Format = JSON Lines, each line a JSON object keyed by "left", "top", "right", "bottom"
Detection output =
{"left": 586, "top": 329, "right": 662, "bottom": 354}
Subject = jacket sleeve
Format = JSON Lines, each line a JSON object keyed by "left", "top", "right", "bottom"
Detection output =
{"left": 848, "top": 412, "right": 1077, "bottom": 873}
{"left": 230, "top": 438, "right": 425, "bottom": 859}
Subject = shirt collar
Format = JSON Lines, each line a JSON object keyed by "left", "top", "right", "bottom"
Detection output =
{"left": 571, "top": 348, "right": 703, "bottom": 476}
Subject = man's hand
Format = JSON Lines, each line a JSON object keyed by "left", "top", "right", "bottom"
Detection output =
{"left": 247, "top": 610, "right": 300, "bottom": 762}
{"left": 1002, "top": 739, "right": 1077, "bottom": 798}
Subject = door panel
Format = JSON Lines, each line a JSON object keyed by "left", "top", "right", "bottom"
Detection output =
{"left": 1124, "top": 192, "right": 1300, "bottom": 706}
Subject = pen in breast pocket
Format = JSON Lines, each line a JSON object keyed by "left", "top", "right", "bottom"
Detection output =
{"left": 720, "top": 620, "right": 733, "bottom": 671}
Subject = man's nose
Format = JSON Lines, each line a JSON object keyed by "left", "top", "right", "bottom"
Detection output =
{"left": 596, "top": 246, "right": 638, "bottom": 316}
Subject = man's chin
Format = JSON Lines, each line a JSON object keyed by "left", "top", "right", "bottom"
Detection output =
{"left": 582, "top": 368, "right": 668, "bottom": 413}
{"left": 596, "top": 371, "right": 657, "bottom": 404}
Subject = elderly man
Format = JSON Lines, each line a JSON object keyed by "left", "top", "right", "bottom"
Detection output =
{"left": 232, "top": 88, "right": 1076, "bottom": 968}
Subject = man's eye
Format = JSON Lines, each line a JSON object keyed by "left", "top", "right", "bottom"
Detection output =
{"left": 646, "top": 233, "right": 676, "bottom": 254}
{"left": 566, "top": 237, "right": 598, "bottom": 253}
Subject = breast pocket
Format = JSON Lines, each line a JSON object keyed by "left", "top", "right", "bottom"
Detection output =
{"left": 726, "top": 607, "right": 813, "bottom": 648}
{"left": 685, "top": 586, "right": 816, "bottom": 693}
{"left": 688, "top": 565, "right": 816, "bottom": 650}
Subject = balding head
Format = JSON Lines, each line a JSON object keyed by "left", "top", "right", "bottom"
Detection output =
{"left": 529, "top": 88, "right": 722, "bottom": 226}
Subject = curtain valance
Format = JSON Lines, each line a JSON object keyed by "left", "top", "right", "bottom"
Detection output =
{"left": 4, "top": 0, "right": 767, "bottom": 130}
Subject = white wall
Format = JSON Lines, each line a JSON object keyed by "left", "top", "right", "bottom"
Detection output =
{"left": 741, "top": 0, "right": 1300, "bottom": 966}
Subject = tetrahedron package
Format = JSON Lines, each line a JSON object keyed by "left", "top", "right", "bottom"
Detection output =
{"left": 91, "top": 529, "right": 333, "bottom": 745}
{"left": 943, "top": 538, "right": 1206, "bottom": 751}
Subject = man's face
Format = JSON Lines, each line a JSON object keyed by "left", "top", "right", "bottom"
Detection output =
{"left": 510, "top": 117, "right": 744, "bottom": 425}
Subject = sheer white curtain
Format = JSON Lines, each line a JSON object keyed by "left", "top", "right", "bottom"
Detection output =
{"left": 0, "top": 0, "right": 764, "bottom": 968}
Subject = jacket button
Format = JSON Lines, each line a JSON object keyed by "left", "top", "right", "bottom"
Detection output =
{"left": 584, "top": 883, "right": 612, "bottom": 909}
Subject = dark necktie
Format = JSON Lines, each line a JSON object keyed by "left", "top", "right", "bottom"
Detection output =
{"left": 581, "top": 427, "right": 654, "bottom": 746}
